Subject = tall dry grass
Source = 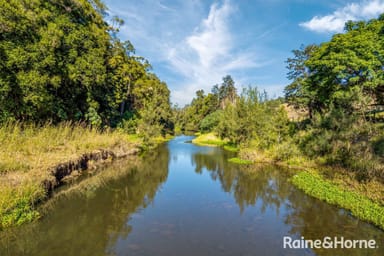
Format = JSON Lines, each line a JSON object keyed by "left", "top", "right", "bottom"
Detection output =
{"left": 0, "top": 122, "right": 141, "bottom": 229}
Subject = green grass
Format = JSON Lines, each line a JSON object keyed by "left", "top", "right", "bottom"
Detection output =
{"left": 192, "top": 133, "right": 239, "bottom": 153}
{"left": 228, "top": 157, "right": 253, "bottom": 164}
{"left": 0, "top": 122, "right": 142, "bottom": 229}
{"left": 291, "top": 171, "right": 384, "bottom": 230}
{"left": 192, "top": 132, "right": 227, "bottom": 146}
{"left": 223, "top": 144, "right": 239, "bottom": 152}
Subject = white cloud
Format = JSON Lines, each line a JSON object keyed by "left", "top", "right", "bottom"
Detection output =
{"left": 168, "top": 0, "right": 267, "bottom": 104}
{"left": 300, "top": 0, "right": 384, "bottom": 33}
{"left": 105, "top": 0, "right": 272, "bottom": 105}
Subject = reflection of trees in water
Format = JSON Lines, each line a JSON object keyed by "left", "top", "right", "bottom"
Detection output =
{"left": 192, "top": 149, "right": 294, "bottom": 213}
{"left": 284, "top": 189, "right": 384, "bottom": 256}
{"left": 192, "top": 148, "right": 384, "bottom": 256}
{"left": 0, "top": 144, "right": 170, "bottom": 256}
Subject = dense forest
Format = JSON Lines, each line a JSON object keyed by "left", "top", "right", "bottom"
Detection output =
{"left": 0, "top": 0, "right": 173, "bottom": 138}
{"left": 177, "top": 16, "right": 384, "bottom": 182}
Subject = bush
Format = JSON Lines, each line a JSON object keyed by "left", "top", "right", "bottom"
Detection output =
{"left": 269, "top": 140, "right": 301, "bottom": 161}
{"left": 200, "top": 110, "right": 222, "bottom": 132}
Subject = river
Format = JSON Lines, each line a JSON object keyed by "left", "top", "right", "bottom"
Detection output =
{"left": 1, "top": 135, "right": 383, "bottom": 256}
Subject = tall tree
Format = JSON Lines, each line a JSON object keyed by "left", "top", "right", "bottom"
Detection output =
{"left": 0, "top": 0, "right": 174, "bottom": 136}
{"left": 285, "top": 44, "right": 318, "bottom": 118}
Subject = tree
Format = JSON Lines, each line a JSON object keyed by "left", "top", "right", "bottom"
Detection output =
{"left": 0, "top": 0, "right": 174, "bottom": 138}
{"left": 285, "top": 44, "right": 318, "bottom": 118}
{"left": 219, "top": 75, "right": 237, "bottom": 108}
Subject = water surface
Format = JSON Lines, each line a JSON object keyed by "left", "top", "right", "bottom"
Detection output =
{"left": 1, "top": 136, "right": 383, "bottom": 256}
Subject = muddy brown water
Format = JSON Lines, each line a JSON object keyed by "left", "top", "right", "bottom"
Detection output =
{"left": 1, "top": 135, "right": 383, "bottom": 256}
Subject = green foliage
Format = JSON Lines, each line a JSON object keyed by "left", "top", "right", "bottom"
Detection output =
{"left": 0, "top": 0, "right": 173, "bottom": 137}
{"left": 291, "top": 171, "right": 384, "bottom": 230}
{"left": 228, "top": 158, "right": 253, "bottom": 164}
{"left": 373, "top": 137, "right": 384, "bottom": 157}
{"left": 0, "top": 121, "right": 143, "bottom": 229}
{"left": 223, "top": 144, "right": 239, "bottom": 152}
{"left": 216, "top": 87, "right": 290, "bottom": 146}
{"left": 284, "top": 16, "right": 384, "bottom": 181}
{"left": 286, "top": 16, "right": 384, "bottom": 116}
{"left": 117, "top": 111, "right": 138, "bottom": 134}
{"left": 192, "top": 132, "right": 227, "bottom": 147}
{"left": 200, "top": 110, "right": 222, "bottom": 132}
{"left": 295, "top": 105, "right": 383, "bottom": 180}
{"left": 176, "top": 75, "right": 237, "bottom": 132}
{"left": 268, "top": 139, "right": 301, "bottom": 162}
{"left": 285, "top": 44, "right": 319, "bottom": 118}
{"left": 0, "top": 181, "right": 44, "bottom": 229}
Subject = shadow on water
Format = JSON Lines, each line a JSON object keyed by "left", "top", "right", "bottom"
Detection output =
{"left": 1, "top": 136, "right": 383, "bottom": 256}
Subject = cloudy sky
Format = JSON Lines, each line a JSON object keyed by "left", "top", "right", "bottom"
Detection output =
{"left": 103, "top": 0, "right": 384, "bottom": 105}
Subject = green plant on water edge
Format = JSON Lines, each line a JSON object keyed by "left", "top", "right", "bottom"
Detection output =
{"left": 223, "top": 144, "right": 239, "bottom": 152}
{"left": 0, "top": 199, "right": 40, "bottom": 230}
{"left": 192, "top": 133, "right": 239, "bottom": 152}
{"left": 228, "top": 157, "right": 253, "bottom": 164}
{"left": 291, "top": 171, "right": 384, "bottom": 230}
{"left": 192, "top": 139, "right": 224, "bottom": 147}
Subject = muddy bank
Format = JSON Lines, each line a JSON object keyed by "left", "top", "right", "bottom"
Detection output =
{"left": 42, "top": 147, "right": 141, "bottom": 193}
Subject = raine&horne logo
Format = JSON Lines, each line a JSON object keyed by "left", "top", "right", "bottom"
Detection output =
{"left": 283, "top": 236, "right": 378, "bottom": 249}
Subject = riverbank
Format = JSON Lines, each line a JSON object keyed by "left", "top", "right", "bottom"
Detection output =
{"left": 237, "top": 146, "right": 384, "bottom": 227}
{"left": 192, "top": 133, "right": 239, "bottom": 152}
{"left": 0, "top": 122, "right": 148, "bottom": 229}
{"left": 292, "top": 171, "right": 384, "bottom": 230}
{"left": 193, "top": 132, "right": 384, "bottom": 230}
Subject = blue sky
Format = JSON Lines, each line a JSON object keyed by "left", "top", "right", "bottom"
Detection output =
{"left": 104, "top": 0, "right": 384, "bottom": 105}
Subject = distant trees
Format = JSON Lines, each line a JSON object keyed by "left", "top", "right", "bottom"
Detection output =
{"left": 216, "top": 87, "right": 289, "bottom": 146}
{"left": 177, "top": 14, "right": 384, "bottom": 182}
{"left": 178, "top": 75, "right": 237, "bottom": 132}
{"left": 0, "top": 0, "right": 173, "bottom": 137}
{"left": 178, "top": 76, "right": 290, "bottom": 147}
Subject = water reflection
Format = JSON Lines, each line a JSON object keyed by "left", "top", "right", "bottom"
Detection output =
{"left": 192, "top": 149, "right": 294, "bottom": 213}
{"left": 1, "top": 137, "right": 383, "bottom": 256}
{"left": 191, "top": 144, "right": 384, "bottom": 256}
{"left": 0, "top": 144, "right": 170, "bottom": 256}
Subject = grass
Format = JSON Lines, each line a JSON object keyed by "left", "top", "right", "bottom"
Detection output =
{"left": 192, "top": 133, "right": 239, "bottom": 152}
{"left": 228, "top": 157, "right": 253, "bottom": 164}
{"left": 192, "top": 132, "right": 227, "bottom": 146}
{"left": 223, "top": 144, "right": 239, "bottom": 152}
{"left": 0, "top": 122, "right": 142, "bottom": 229}
{"left": 291, "top": 171, "right": 384, "bottom": 230}
{"left": 153, "top": 134, "right": 175, "bottom": 143}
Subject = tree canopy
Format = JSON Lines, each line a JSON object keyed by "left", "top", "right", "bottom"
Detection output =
{"left": 0, "top": 0, "right": 173, "bottom": 136}
{"left": 286, "top": 15, "right": 384, "bottom": 116}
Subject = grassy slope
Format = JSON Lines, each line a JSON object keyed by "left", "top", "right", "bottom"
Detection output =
{"left": 0, "top": 122, "right": 141, "bottom": 229}
{"left": 192, "top": 133, "right": 226, "bottom": 146}
{"left": 192, "top": 133, "right": 239, "bottom": 152}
